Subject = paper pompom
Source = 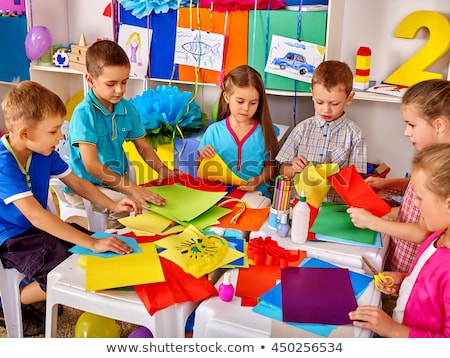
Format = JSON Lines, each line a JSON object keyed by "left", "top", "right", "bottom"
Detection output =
{"left": 132, "top": 86, "right": 207, "bottom": 147}
{"left": 120, "top": 0, "right": 178, "bottom": 18}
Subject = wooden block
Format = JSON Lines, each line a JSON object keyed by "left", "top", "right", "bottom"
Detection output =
{"left": 374, "top": 163, "right": 389, "bottom": 175}
{"left": 68, "top": 52, "right": 86, "bottom": 65}
{"left": 71, "top": 44, "right": 89, "bottom": 57}
{"left": 69, "top": 60, "right": 86, "bottom": 73}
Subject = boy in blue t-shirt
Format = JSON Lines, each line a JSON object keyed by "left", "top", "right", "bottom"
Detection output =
{"left": 0, "top": 81, "right": 140, "bottom": 328}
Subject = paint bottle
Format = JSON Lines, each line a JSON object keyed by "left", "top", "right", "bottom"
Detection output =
{"left": 276, "top": 213, "right": 290, "bottom": 238}
{"left": 218, "top": 272, "right": 234, "bottom": 302}
{"left": 290, "top": 190, "right": 310, "bottom": 245}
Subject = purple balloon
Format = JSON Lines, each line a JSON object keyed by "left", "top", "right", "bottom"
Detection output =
{"left": 128, "top": 326, "right": 153, "bottom": 338}
{"left": 25, "top": 26, "right": 52, "bottom": 61}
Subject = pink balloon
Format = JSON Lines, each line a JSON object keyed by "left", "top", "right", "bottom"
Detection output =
{"left": 25, "top": 26, "right": 52, "bottom": 61}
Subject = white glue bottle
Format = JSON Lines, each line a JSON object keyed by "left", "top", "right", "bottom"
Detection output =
{"left": 290, "top": 190, "right": 310, "bottom": 245}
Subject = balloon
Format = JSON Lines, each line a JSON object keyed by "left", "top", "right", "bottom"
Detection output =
{"left": 25, "top": 26, "right": 52, "bottom": 61}
{"left": 75, "top": 312, "right": 120, "bottom": 338}
{"left": 128, "top": 326, "right": 153, "bottom": 338}
{"left": 211, "top": 98, "right": 219, "bottom": 122}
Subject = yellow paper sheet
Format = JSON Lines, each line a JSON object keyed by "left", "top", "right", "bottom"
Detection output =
{"left": 85, "top": 243, "right": 165, "bottom": 291}
{"left": 293, "top": 163, "right": 340, "bottom": 208}
{"left": 197, "top": 153, "right": 247, "bottom": 186}
{"left": 118, "top": 211, "right": 171, "bottom": 233}
{"left": 156, "top": 225, "right": 245, "bottom": 278}
{"left": 145, "top": 183, "right": 227, "bottom": 222}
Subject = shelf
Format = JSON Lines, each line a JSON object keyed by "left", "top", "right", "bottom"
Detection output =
{"left": 30, "top": 65, "right": 84, "bottom": 75}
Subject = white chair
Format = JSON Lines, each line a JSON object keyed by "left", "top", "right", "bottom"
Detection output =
{"left": 0, "top": 193, "right": 60, "bottom": 338}
{"left": 51, "top": 120, "right": 137, "bottom": 232}
{"left": 0, "top": 262, "right": 26, "bottom": 338}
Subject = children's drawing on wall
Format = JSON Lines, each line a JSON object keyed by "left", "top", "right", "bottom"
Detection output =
{"left": 118, "top": 24, "right": 152, "bottom": 78}
{"left": 174, "top": 27, "right": 224, "bottom": 72}
{"left": 265, "top": 35, "right": 326, "bottom": 83}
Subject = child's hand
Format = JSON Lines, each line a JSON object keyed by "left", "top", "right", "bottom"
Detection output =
{"left": 157, "top": 165, "right": 178, "bottom": 184}
{"left": 291, "top": 155, "right": 309, "bottom": 173}
{"left": 349, "top": 305, "right": 408, "bottom": 338}
{"left": 347, "top": 207, "right": 377, "bottom": 229}
{"left": 375, "top": 271, "right": 403, "bottom": 294}
{"left": 365, "top": 176, "right": 386, "bottom": 191}
{"left": 198, "top": 145, "right": 216, "bottom": 159}
{"left": 237, "top": 177, "right": 259, "bottom": 192}
{"left": 112, "top": 197, "right": 142, "bottom": 215}
{"left": 130, "top": 185, "right": 166, "bottom": 207}
{"left": 92, "top": 236, "right": 134, "bottom": 255}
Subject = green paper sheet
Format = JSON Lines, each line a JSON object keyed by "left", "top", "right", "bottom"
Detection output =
{"left": 145, "top": 183, "right": 227, "bottom": 222}
{"left": 310, "top": 203, "right": 377, "bottom": 245}
{"left": 248, "top": 10, "right": 328, "bottom": 92}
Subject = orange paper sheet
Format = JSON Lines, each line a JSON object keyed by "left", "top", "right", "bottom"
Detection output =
{"left": 177, "top": 9, "right": 248, "bottom": 83}
{"left": 216, "top": 206, "right": 270, "bottom": 231}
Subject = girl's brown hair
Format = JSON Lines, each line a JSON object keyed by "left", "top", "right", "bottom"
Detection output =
{"left": 217, "top": 65, "right": 280, "bottom": 161}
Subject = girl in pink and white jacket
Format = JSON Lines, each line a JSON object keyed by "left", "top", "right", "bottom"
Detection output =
{"left": 349, "top": 143, "right": 450, "bottom": 338}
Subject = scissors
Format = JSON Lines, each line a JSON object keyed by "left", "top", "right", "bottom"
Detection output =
{"left": 362, "top": 256, "right": 396, "bottom": 295}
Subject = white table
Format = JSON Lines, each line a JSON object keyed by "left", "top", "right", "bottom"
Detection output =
{"left": 193, "top": 264, "right": 381, "bottom": 338}
{"left": 45, "top": 252, "right": 197, "bottom": 338}
{"left": 193, "top": 218, "right": 389, "bottom": 338}
{"left": 253, "top": 220, "right": 389, "bottom": 272}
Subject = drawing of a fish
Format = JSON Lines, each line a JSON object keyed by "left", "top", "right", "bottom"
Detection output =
{"left": 181, "top": 35, "right": 221, "bottom": 61}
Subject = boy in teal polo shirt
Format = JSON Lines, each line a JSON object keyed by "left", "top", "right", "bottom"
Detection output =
{"left": 67, "top": 40, "right": 176, "bottom": 225}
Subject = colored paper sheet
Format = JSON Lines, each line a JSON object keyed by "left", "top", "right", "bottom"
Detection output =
{"left": 300, "top": 258, "right": 372, "bottom": 299}
{"left": 146, "top": 204, "right": 230, "bottom": 231}
{"left": 293, "top": 163, "right": 339, "bottom": 208}
{"left": 118, "top": 211, "right": 173, "bottom": 234}
{"left": 248, "top": 10, "right": 327, "bottom": 92}
{"left": 177, "top": 9, "right": 248, "bottom": 84}
{"left": 216, "top": 206, "right": 269, "bottom": 231}
{"left": 69, "top": 232, "right": 142, "bottom": 257}
{"left": 329, "top": 165, "right": 391, "bottom": 217}
{"left": 310, "top": 203, "right": 377, "bottom": 245}
{"left": 281, "top": 267, "right": 358, "bottom": 325}
{"left": 315, "top": 232, "right": 383, "bottom": 249}
{"left": 204, "top": 228, "right": 247, "bottom": 268}
{"left": 0, "top": 15, "right": 29, "bottom": 82}
{"left": 156, "top": 225, "right": 245, "bottom": 278}
{"left": 253, "top": 284, "right": 337, "bottom": 337}
{"left": 134, "top": 257, "right": 217, "bottom": 315}
{"left": 145, "top": 183, "right": 227, "bottom": 221}
{"left": 198, "top": 153, "right": 247, "bottom": 186}
{"left": 85, "top": 243, "right": 165, "bottom": 291}
{"left": 235, "top": 264, "right": 280, "bottom": 305}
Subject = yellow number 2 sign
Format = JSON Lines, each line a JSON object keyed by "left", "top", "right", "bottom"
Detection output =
{"left": 384, "top": 10, "right": 450, "bottom": 87}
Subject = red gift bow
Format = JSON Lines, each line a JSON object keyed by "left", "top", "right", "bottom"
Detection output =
{"left": 247, "top": 236, "right": 299, "bottom": 269}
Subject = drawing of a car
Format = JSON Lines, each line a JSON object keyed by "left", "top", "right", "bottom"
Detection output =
{"left": 272, "top": 52, "right": 316, "bottom": 75}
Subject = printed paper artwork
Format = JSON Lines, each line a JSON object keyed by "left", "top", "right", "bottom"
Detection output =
{"left": 174, "top": 27, "right": 224, "bottom": 72}
{"left": 265, "top": 34, "right": 326, "bottom": 83}
{"left": 118, "top": 23, "right": 152, "bottom": 78}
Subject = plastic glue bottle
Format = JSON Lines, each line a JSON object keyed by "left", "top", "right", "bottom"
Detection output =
{"left": 276, "top": 212, "right": 290, "bottom": 238}
{"left": 218, "top": 272, "right": 234, "bottom": 302}
{"left": 290, "top": 190, "right": 310, "bottom": 245}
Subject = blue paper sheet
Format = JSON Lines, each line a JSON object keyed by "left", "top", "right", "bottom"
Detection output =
{"left": 69, "top": 232, "right": 142, "bottom": 258}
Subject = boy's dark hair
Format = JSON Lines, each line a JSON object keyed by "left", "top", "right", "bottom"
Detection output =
{"left": 312, "top": 60, "right": 354, "bottom": 95}
{"left": 86, "top": 40, "right": 130, "bottom": 78}
{"left": 1, "top": 80, "right": 66, "bottom": 131}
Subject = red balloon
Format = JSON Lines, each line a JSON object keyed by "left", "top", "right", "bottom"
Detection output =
{"left": 25, "top": 26, "right": 52, "bottom": 61}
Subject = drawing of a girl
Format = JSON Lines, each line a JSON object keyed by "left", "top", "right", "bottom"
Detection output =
{"left": 126, "top": 32, "right": 142, "bottom": 77}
